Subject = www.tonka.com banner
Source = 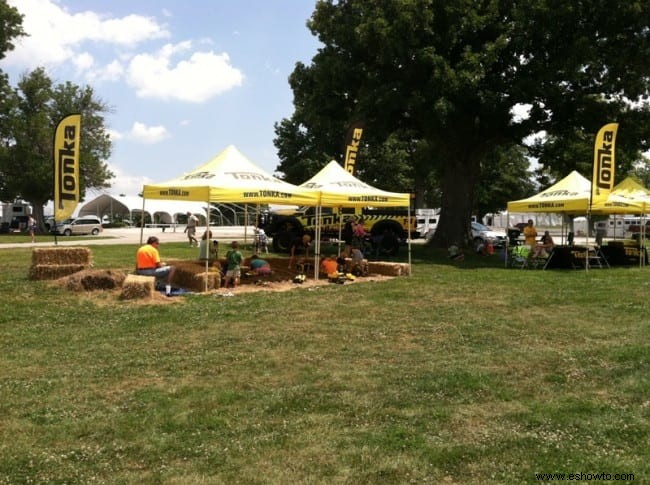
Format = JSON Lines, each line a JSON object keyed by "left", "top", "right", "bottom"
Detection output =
{"left": 53, "top": 114, "right": 81, "bottom": 221}
{"left": 591, "top": 122, "right": 618, "bottom": 203}
{"left": 343, "top": 121, "right": 364, "bottom": 175}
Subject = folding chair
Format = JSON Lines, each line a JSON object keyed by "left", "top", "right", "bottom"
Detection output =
{"left": 509, "top": 245, "right": 531, "bottom": 269}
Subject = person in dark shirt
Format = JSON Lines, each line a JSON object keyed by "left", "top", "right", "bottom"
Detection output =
{"left": 289, "top": 234, "right": 311, "bottom": 269}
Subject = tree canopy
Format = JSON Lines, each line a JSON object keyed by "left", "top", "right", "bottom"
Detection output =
{"left": 274, "top": 0, "right": 650, "bottom": 247}
{"left": 0, "top": 0, "right": 24, "bottom": 61}
{"left": 0, "top": 68, "right": 114, "bottom": 227}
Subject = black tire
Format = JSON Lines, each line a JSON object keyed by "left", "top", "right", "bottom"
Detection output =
{"left": 91, "top": 228, "right": 100, "bottom": 235}
{"left": 370, "top": 222, "right": 403, "bottom": 257}
{"left": 378, "top": 231, "right": 400, "bottom": 256}
{"left": 272, "top": 231, "right": 296, "bottom": 253}
{"left": 64, "top": 229, "right": 72, "bottom": 236}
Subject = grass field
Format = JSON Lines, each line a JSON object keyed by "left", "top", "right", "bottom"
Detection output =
{"left": 0, "top": 243, "right": 647, "bottom": 483}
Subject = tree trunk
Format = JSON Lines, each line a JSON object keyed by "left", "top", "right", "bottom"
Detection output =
{"left": 430, "top": 156, "right": 480, "bottom": 249}
{"left": 30, "top": 201, "right": 47, "bottom": 233}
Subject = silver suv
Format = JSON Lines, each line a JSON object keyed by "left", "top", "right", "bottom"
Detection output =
{"left": 425, "top": 221, "right": 507, "bottom": 248}
{"left": 471, "top": 222, "right": 506, "bottom": 247}
{"left": 53, "top": 216, "right": 103, "bottom": 236}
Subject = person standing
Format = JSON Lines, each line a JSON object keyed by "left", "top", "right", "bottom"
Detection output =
{"left": 224, "top": 241, "right": 243, "bottom": 288}
{"left": 523, "top": 219, "right": 538, "bottom": 247}
{"left": 185, "top": 212, "right": 199, "bottom": 247}
{"left": 27, "top": 215, "right": 37, "bottom": 243}
{"left": 136, "top": 236, "right": 176, "bottom": 296}
{"left": 288, "top": 234, "right": 311, "bottom": 269}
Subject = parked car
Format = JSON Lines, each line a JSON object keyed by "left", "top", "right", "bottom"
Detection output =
{"left": 425, "top": 221, "right": 507, "bottom": 248}
{"left": 471, "top": 222, "right": 506, "bottom": 248}
{"left": 52, "top": 216, "right": 103, "bottom": 236}
{"left": 44, "top": 217, "right": 56, "bottom": 231}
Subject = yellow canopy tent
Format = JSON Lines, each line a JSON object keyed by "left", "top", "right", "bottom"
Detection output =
{"left": 302, "top": 160, "right": 411, "bottom": 207}
{"left": 591, "top": 177, "right": 650, "bottom": 265}
{"left": 300, "top": 160, "right": 412, "bottom": 278}
{"left": 142, "top": 145, "right": 318, "bottom": 205}
{"left": 507, "top": 170, "right": 592, "bottom": 214}
{"left": 590, "top": 176, "right": 650, "bottom": 214}
{"left": 141, "top": 145, "right": 319, "bottom": 290}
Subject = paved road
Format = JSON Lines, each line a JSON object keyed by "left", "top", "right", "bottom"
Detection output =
{"left": 0, "top": 226, "right": 259, "bottom": 249}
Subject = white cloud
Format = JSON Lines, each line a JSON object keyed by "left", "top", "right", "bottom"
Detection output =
{"left": 107, "top": 128, "right": 124, "bottom": 141}
{"left": 126, "top": 42, "right": 244, "bottom": 102}
{"left": 108, "top": 123, "right": 170, "bottom": 145}
{"left": 105, "top": 163, "right": 152, "bottom": 196}
{"left": 128, "top": 122, "right": 170, "bottom": 144}
{"left": 73, "top": 51, "right": 94, "bottom": 74}
{"left": 3, "top": 0, "right": 169, "bottom": 69}
{"left": 86, "top": 59, "right": 125, "bottom": 83}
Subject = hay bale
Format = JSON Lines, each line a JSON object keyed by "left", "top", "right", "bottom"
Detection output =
{"left": 367, "top": 261, "right": 410, "bottom": 276}
{"left": 166, "top": 259, "right": 222, "bottom": 292}
{"left": 172, "top": 265, "right": 221, "bottom": 292}
{"left": 29, "top": 247, "right": 92, "bottom": 280}
{"left": 31, "top": 247, "right": 92, "bottom": 265}
{"left": 29, "top": 264, "right": 88, "bottom": 280}
{"left": 61, "top": 269, "right": 127, "bottom": 291}
{"left": 120, "top": 274, "right": 156, "bottom": 300}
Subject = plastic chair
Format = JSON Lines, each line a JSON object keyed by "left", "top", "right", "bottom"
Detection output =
{"left": 510, "top": 245, "right": 531, "bottom": 269}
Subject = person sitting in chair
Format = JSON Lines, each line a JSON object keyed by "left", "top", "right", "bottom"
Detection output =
{"left": 532, "top": 231, "right": 554, "bottom": 259}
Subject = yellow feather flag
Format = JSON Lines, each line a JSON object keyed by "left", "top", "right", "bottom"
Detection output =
{"left": 591, "top": 122, "right": 618, "bottom": 203}
{"left": 53, "top": 114, "right": 81, "bottom": 221}
{"left": 343, "top": 121, "right": 364, "bottom": 175}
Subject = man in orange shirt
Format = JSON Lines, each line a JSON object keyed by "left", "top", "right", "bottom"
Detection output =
{"left": 136, "top": 236, "right": 176, "bottom": 295}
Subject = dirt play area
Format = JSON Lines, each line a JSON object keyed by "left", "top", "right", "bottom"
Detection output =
{"left": 30, "top": 249, "right": 408, "bottom": 303}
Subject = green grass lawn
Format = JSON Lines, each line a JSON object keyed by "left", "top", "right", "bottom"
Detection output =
{"left": 0, "top": 244, "right": 647, "bottom": 483}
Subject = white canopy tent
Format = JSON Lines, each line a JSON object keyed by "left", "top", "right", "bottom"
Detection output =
{"left": 76, "top": 193, "right": 207, "bottom": 226}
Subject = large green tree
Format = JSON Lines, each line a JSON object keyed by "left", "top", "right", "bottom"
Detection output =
{"left": 0, "top": 0, "right": 24, "bottom": 60}
{"left": 0, "top": 0, "right": 23, "bottom": 203}
{"left": 274, "top": 0, "right": 650, "bottom": 247}
{"left": 0, "top": 68, "right": 114, "bottom": 227}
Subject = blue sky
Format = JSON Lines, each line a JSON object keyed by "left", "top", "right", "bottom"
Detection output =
{"left": 1, "top": 0, "right": 321, "bottom": 196}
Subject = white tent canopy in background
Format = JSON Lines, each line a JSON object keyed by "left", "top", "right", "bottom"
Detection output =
{"left": 76, "top": 193, "right": 207, "bottom": 224}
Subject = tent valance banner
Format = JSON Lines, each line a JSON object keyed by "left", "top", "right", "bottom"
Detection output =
{"left": 507, "top": 170, "right": 592, "bottom": 214}
{"left": 301, "top": 160, "right": 410, "bottom": 207}
{"left": 142, "top": 145, "right": 318, "bottom": 206}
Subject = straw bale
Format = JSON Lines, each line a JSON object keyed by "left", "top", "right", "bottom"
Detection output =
{"left": 120, "top": 274, "right": 156, "bottom": 300}
{"left": 172, "top": 264, "right": 222, "bottom": 292}
{"left": 29, "top": 264, "right": 88, "bottom": 280}
{"left": 60, "top": 269, "right": 127, "bottom": 291}
{"left": 367, "top": 261, "right": 410, "bottom": 276}
{"left": 31, "top": 247, "right": 92, "bottom": 265}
